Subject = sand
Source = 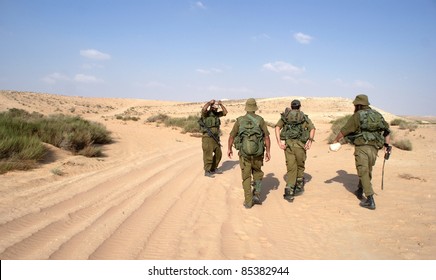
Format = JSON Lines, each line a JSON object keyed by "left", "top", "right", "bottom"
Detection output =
{"left": 0, "top": 90, "right": 435, "bottom": 260}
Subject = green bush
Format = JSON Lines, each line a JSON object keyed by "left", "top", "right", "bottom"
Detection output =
{"left": 327, "top": 115, "right": 352, "bottom": 144}
{"left": 399, "top": 121, "right": 418, "bottom": 131}
{"left": 0, "top": 108, "right": 112, "bottom": 174}
{"left": 147, "top": 113, "right": 169, "bottom": 123}
{"left": 390, "top": 118, "right": 406, "bottom": 126}
{"left": 148, "top": 114, "right": 201, "bottom": 133}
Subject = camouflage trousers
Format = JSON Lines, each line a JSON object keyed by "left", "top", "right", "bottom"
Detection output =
{"left": 354, "top": 145, "right": 378, "bottom": 197}
{"left": 239, "top": 155, "right": 264, "bottom": 207}
{"left": 284, "top": 142, "right": 307, "bottom": 189}
{"left": 202, "top": 136, "right": 222, "bottom": 172}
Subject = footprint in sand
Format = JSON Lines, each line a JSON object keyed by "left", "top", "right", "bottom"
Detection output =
{"left": 259, "top": 237, "right": 273, "bottom": 248}
{"left": 245, "top": 216, "right": 263, "bottom": 227}
{"left": 234, "top": 230, "right": 250, "bottom": 241}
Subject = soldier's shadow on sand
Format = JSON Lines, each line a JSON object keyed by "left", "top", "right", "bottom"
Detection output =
{"left": 260, "top": 173, "right": 280, "bottom": 202}
{"left": 325, "top": 169, "right": 358, "bottom": 194}
{"left": 219, "top": 160, "right": 239, "bottom": 172}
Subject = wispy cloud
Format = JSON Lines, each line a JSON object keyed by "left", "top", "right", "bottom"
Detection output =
{"left": 194, "top": 1, "right": 206, "bottom": 9}
{"left": 263, "top": 61, "right": 305, "bottom": 75}
{"left": 74, "top": 74, "right": 104, "bottom": 83}
{"left": 294, "top": 32, "right": 314, "bottom": 44}
{"left": 251, "top": 33, "right": 271, "bottom": 41}
{"left": 41, "top": 72, "right": 70, "bottom": 84}
{"left": 80, "top": 49, "right": 111, "bottom": 60}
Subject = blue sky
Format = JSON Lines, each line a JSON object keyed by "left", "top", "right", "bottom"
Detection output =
{"left": 1, "top": 0, "right": 435, "bottom": 116}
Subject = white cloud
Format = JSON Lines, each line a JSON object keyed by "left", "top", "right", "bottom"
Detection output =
{"left": 74, "top": 74, "right": 103, "bottom": 83}
{"left": 294, "top": 32, "right": 313, "bottom": 44}
{"left": 195, "top": 1, "right": 206, "bottom": 9}
{"left": 41, "top": 72, "right": 70, "bottom": 84}
{"left": 263, "top": 61, "right": 305, "bottom": 75}
{"left": 80, "top": 49, "right": 111, "bottom": 60}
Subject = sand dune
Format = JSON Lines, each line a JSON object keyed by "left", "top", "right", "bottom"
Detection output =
{"left": 0, "top": 90, "right": 435, "bottom": 260}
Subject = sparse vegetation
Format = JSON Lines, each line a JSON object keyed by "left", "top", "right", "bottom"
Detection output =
{"left": 327, "top": 115, "right": 352, "bottom": 144}
{"left": 0, "top": 108, "right": 112, "bottom": 174}
{"left": 147, "top": 113, "right": 201, "bottom": 134}
{"left": 393, "top": 139, "right": 413, "bottom": 151}
{"left": 391, "top": 118, "right": 418, "bottom": 131}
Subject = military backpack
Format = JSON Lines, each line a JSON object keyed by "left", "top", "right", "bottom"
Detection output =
{"left": 279, "top": 109, "right": 309, "bottom": 142}
{"left": 234, "top": 114, "right": 265, "bottom": 158}
{"left": 346, "top": 109, "right": 387, "bottom": 149}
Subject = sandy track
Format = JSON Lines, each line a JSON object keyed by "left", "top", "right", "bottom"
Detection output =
{"left": 1, "top": 91, "right": 435, "bottom": 259}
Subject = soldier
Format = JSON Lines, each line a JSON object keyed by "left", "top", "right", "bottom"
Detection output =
{"left": 274, "top": 99, "right": 316, "bottom": 202}
{"left": 332, "top": 94, "right": 391, "bottom": 210}
{"left": 199, "top": 99, "right": 228, "bottom": 177}
{"left": 227, "top": 98, "right": 271, "bottom": 209}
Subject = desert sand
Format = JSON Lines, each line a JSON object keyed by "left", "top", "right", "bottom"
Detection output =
{"left": 0, "top": 90, "right": 435, "bottom": 260}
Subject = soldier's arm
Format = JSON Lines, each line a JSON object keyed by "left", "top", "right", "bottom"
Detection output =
{"left": 217, "top": 100, "right": 228, "bottom": 116}
{"left": 264, "top": 135, "right": 271, "bottom": 162}
{"left": 202, "top": 100, "right": 215, "bottom": 113}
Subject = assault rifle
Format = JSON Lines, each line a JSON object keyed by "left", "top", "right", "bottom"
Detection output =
{"left": 381, "top": 144, "right": 392, "bottom": 190}
{"left": 198, "top": 118, "right": 222, "bottom": 147}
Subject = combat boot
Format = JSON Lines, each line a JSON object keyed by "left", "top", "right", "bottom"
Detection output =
{"left": 252, "top": 193, "right": 262, "bottom": 205}
{"left": 359, "top": 195, "right": 376, "bottom": 210}
{"left": 294, "top": 178, "right": 305, "bottom": 196}
{"left": 252, "top": 181, "right": 262, "bottom": 205}
{"left": 283, "top": 187, "right": 294, "bottom": 202}
{"left": 354, "top": 187, "right": 363, "bottom": 200}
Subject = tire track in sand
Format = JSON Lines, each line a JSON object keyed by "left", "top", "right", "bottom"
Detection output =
{"left": 0, "top": 144, "right": 200, "bottom": 259}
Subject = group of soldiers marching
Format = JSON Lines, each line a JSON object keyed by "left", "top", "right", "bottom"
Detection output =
{"left": 199, "top": 95, "right": 391, "bottom": 210}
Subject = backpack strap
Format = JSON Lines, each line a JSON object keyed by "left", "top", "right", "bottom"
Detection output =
{"left": 246, "top": 113, "right": 259, "bottom": 126}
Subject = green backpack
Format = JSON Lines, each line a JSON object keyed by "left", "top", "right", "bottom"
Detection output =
{"left": 279, "top": 109, "right": 309, "bottom": 142}
{"left": 234, "top": 114, "right": 265, "bottom": 158}
{"left": 358, "top": 109, "right": 387, "bottom": 148}
{"left": 346, "top": 109, "right": 387, "bottom": 148}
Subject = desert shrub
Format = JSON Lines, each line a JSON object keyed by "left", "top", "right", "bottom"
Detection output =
{"left": 0, "top": 116, "right": 46, "bottom": 174}
{"left": 77, "top": 145, "right": 103, "bottom": 157}
{"left": 399, "top": 121, "right": 418, "bottom": 131}
{"left": 164, "top": 115, "right": 201, "bottom": 133}
{"left": 390, "top": 118, "right": 407, "bottom": 126}
{"left": 327, "top": 115, "right": 352, "bottom": 144}
{"left": 147, "top": 113, "right": 169, "bottom": 123}
{"left": 393, "top": 139, "right": 413, "bottom": 151}
{"left": 0, "top": 109, "right": 112, "bottom": 173}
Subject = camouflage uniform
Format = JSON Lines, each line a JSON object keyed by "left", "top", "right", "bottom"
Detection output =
{"left": 276, "top": 110, "right": 315, "bottom": 195}
{"left": 340, "top": 107, "right": 389, "bottom": 197}
{"left": 336, "top": 94, "right": 390, "bottom": 210}
{"left": 228, "top": 99, "right": 271, "bottom": 208}
{"left": 201, "top": 108, "right": 226, "bottom": 174}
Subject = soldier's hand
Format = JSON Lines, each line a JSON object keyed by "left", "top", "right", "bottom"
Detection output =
{"left": 265, "top": 152, "right": 271, "bottom": 162}
{"left": 278, "top": 141, "right": 286, "bottom": 150}
{"left": 227, "top": 149, "right": 233, "bottom": 159}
